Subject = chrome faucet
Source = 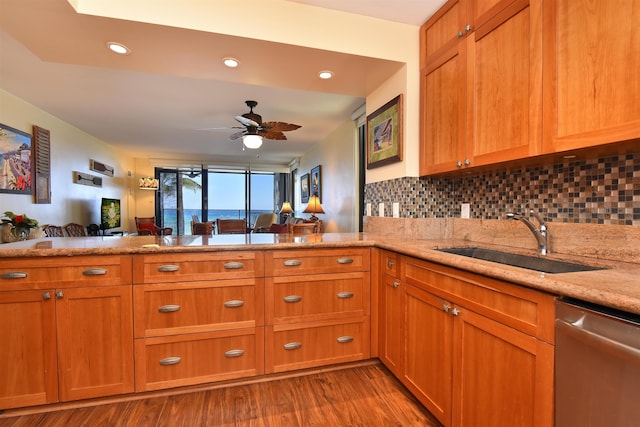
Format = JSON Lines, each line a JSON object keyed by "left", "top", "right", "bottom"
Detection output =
{"left": 506, "top": 210, "right": 548, "bottom": 255}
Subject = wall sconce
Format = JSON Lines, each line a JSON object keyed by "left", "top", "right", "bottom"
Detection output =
{"left": 303, "top": 195, "right": 325, "bottom": 222}
{"left": 139, "top": 177, "right": 159, "bottom": 190}
{"left": 280, "top": 201, "right": 294, "bottom": 219}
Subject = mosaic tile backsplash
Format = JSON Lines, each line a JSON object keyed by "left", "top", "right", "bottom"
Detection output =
{"left": 365, "top": 152, "right": 640, "bottom": 226}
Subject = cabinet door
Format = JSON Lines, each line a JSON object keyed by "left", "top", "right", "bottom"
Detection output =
{"left": 0, "top": 290, "right": 58, "bottom": 409}
{"left": 452, "top": 307, "right": 553, "bottom": 427}
{"left": 56, "top": 286, "right": 134, "bottom": 401}
{"left": 378, "top": 274, "right": 404, "bottom": 378}
{"left": 543, "top": 0, "right": 640, "bottom": 152}
{"left": 468, "top": 0, "right": 543, "bottom": 167}
{"left": 404, "top": 285, "right": 453, "bottom": 426}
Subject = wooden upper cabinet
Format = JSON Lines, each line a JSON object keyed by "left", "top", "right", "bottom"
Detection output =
{"left": 542, "top": 0, "right": 640, "bottom": 152}
{"left": 420, "top": 0, "right": 543, "bottom": 175}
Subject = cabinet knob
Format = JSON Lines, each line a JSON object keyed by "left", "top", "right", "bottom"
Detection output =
{"left": 457, "top": 31, "right": 464, "bottom": 38}
{"left": 159, "top": 356, "right": 182, "bottom": 366}
{"left": 393, "top": 281, "right": 400, "bottom": 289}
{"left": 284, "top": 342, "right": 302, "bottom": 350}
{"left": 224, "top": 299, "right": 245, "bottom": 308}
{"left": 465, "top": 24, "right": 472, "bottom": 32}
{"left": 223, "top": 262, "right": 245, "bottom": 270}
{"left": 224, "top": 349, "right": 245, "bottom": 358}
{"left": 158, "top": 304, "right": 181, "bottom": 313}
{"left": 157, "top": 265, "right": 180, "bottom": 272}
{"left": 387, "top": 260, "right": 394, "bottom": 268}
{"left": 42, "top": 292, "right": 51, "bottom": 300}
{"left": 451, "top": 308, "right": 460, "bottom": 316}
{"left": 1, "top": 271, "right": 28, "bottom": 279}
{"left": 283, "top": 295, "right": 302, "bottom": 303}
{"left": 443, "top": 304, "right": 450, "bottom": 313}
{"left": 55, "top": 291, "right": 64, "bottom": 299}
{"left": 456, "top": 161, "right": 463, "bottom": 168}
{"left": 464, "top": 159, "right": 471, "bottom": 166}
{"left": 82, "top": 268, "right": 107, "bottom": 276}
{"left": 337, "top": 292, "right": 354, "bottom": 299}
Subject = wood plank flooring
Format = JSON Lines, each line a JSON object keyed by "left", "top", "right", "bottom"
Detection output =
{"left": 0, "top": 362, "right": 441, "bottom": 427}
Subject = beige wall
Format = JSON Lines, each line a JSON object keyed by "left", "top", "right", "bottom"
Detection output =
{"left": 0, "top": 89, "right": 135, "bottom": 232}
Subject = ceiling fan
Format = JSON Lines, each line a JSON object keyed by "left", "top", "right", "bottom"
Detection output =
{"left": 224, "top": 100, "right": 302, "bottom": 149}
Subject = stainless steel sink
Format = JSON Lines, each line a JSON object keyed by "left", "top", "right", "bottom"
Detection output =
{"left": 436, "top": 247, "right": 605, "bottom": 274}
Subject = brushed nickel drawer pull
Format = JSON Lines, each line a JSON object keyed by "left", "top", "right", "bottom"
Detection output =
{"left": 224, "top": 300, "right": 245, "bottom": 308}
{"left": 337, "top": 257, "right": 354, "bottom": 264}
{"left": 159, "top": 356, "right": 182, "bottom": 366}
{"left": 387, "top": 260, "right": 394, "bottom": 268}
{"left": 158, "top": 304, "right": 181, "bottom": 313}
{"left": 337, "top": 336, "right": 354, "bottom": 344}
{"left": 283, "top": 260, "right": 302, "bottom": 267}
{"left": 337, "top": 292, "right": 354, "bottom": 299}
{"left": 157, "top": 265, "right": 180, "bottom": 272}
{"left": 1, "top": 272, "right": 28, "bottom": 279}
{"left": 224, "top": 262, "right": 245, "bottom": 269}
{"left": 82, "top": 268, "right": 107, "bottom": 276}
{"left": 224, "top": 349, "right": 245, "bottom": 358}
{"left": 284, "top": 342, "right": 302, "bottom": 350}
{"left": 284, "top": 295, "right": 302, "bottom": 303}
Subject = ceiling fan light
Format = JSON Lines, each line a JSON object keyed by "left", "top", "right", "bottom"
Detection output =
{"left": 318, "top": 70, "right": 333, "bottom": 79}
{"left": 107, "top": 42, "right": 130, "bottom": 55}
{"left": 243, "top": 134, "right": 263, "bottom": 149}
{"left": 223, "top": 57, "right": 240, "bottom": 68}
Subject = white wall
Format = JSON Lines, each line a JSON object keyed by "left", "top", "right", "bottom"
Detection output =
{"left": 0, "top": 89, "right": 135, "bottom": 231}
{"left": 297, "top": 119, "right": 358, "bottom": 232}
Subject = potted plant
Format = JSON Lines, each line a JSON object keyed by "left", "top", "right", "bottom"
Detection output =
{"left": 1, "top": 211, "right": 39, "bottom": 242}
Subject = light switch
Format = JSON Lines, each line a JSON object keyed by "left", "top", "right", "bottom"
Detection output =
{"left": 366, "top": 203, "right": 371, "bottom": 216}
{"left": 461, "top": 203, "right": 470, "bottom": 219}
{"left": 378, "top": 203, "right": 385, "bottom": 217}
{"left": 392, "top": 202, "right": 400, "bottom": 218}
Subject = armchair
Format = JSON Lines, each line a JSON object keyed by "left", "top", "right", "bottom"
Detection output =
{"left": 216, "top": 218, "right": 247, "bottom": 234}
{"left": 135, "top": 217, "right": 173, "bottom": 236}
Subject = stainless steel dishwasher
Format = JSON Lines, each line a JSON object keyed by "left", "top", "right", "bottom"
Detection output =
{"left": 556, "top": 298, "right": 640, "bottom": 427}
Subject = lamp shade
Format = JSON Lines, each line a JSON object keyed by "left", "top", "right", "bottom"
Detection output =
{"left": 139, "top": 177, "right": 159, "bottom": 190}
{"left": 242, "top": 134, "right": 263, "bottom": 149}
{"left": 280, "top": 201, "right": 294, "bottom": 215}
{"left": 303, "top": 195, "right": 325, "bottom": 221}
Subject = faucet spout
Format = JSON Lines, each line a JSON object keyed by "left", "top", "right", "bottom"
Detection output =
{"left": 506, "top": 210, "right": 548, "bottom": 255}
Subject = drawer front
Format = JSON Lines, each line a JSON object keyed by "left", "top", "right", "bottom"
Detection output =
{"left": 133, "top": 252, "right": 263, "bottom": 284}
{"left": 0, "top": 256, "right": 132, "bottom": 290}
{"left": 135, "top": 328, "right": 264, "bottom": 391}
{"left": 402, "top": 255, "right": 555, "bottom": 342}
{"left": 379, "top": 249, "right": 399, "bottom": 277}
{"left": 134, "top": 278, "right": 264, "bottom": 338}
{"left": 265, "top": 248, "right": 370, "bottom": 277}
{"left": 266, "top": 272, "right": 370, "bottom": 325}
{"left": 266, "top": 319, "right": 370, "bottom": 373}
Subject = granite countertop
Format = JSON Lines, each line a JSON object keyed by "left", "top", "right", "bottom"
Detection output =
{"left": 1, "top": 232, "right": 639, "bottom": 315}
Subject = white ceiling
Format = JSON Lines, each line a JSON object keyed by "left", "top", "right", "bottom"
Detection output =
{"left": 0, "top": 0, "right": 443, "bottom": 168}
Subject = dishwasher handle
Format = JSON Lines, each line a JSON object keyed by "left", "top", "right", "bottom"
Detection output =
{"left": 556, "top": 319, "right": 640, "bottom": 361}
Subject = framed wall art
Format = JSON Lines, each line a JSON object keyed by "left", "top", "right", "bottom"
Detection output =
{"left": 300, "top": 173, "right": 310, "bottom": 203}
{"left": 0, "top": 123, "right": 33, "bottom": 195}
{"left": 366, "top": 94, "right": 403, "bottom": 169}
{"left": 310, "top": 165, "right": 321, "bottom": 201}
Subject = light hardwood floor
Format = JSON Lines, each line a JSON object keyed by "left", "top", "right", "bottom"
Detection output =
{"left": 0, "top": 362, "right": 441, "bottom": 427}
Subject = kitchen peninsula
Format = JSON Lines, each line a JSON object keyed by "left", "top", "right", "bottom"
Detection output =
{"left": 1, "top": 230, "right": 639, "bottom": 425}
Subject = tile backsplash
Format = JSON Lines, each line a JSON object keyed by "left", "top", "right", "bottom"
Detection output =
{"left": 365, "top": 152, "right": 640, "bottom": 226}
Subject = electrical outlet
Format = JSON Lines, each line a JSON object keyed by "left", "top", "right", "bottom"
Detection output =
{"left": 461, "top": 203, "right": 470, "bottom": 219}
{"left": 378, "top": 202, "right": 385, "bottom": 217}
{"left": 393, "top": 202, "right": 400, "bottom": 218}
{"left": 366, "top": 203, "right": 371, "bottom": 216}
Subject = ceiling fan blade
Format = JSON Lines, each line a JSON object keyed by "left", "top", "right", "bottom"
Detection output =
{"left": 258, "top": 129, "right": 287, "bottom": 140}
{"left": 234, "top": 115, "right": 260, "bottom": 127}
{"left": 262, "top": 121, "right": 301, "bottom": 132}
{"left": 198, "top": 126, "right": 244, "bottom": 131}
{"left": 229, "top": 130, "right": 246, "bottom": 141}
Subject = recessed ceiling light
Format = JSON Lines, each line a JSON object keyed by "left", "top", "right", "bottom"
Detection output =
{"left": 106, "top": 42, "right": 130, "bottom": 55}
{"left": 223, "top": 57, "right": 240, "bottom": 68}
{"left": 318, "top": 70, "right": 334, "bottom": 79}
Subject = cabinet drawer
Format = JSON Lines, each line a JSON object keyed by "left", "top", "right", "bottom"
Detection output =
{"left": 0, "top": 256, "right": 132, "bottom": 289}
{"left": 134, "top": 278, "right": 264, "bottom": 338}
{"left": 133, "top": 252, "right": 263, "bottom": 284}
{"left": 266, "top": 272, "right": 369, "bottom": 325}
{"left": 402, "top": 256, "right": 555, "bottom": 342}
{"left": 135, "top": 328, "right": 264, "bottom": 391}
{"left": 265, "top": 248, "right": 370, "bottom": 277}
{"left": 265, "top": 318, "right": 370, "bottom": 373}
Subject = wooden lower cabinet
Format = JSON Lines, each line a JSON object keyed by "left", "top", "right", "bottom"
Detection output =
{"left": 135, "top": 328, "right": 264, "bottom": 391}
{"left": 377, "top": 251, "right": 555, "bottom": 427}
